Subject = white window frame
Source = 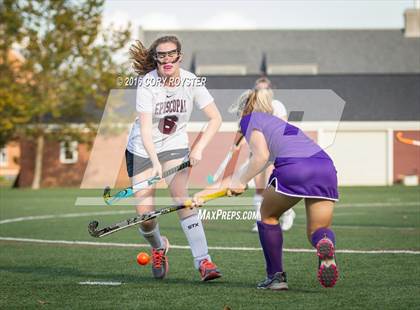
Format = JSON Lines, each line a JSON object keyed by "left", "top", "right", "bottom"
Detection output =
{"left": 0, "top": 147, "right": 7, "bottom": 167}
{"left": 59, "top": 140, "right": 78, "bottom": 164}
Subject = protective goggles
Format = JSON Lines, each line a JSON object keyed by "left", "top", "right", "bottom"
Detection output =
{"left": 153, "top": 49, "right": 181, "bottom": 64}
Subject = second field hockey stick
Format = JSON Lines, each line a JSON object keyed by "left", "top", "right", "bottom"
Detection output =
{"left": 207, "top": 133, "right": 244, "bottom": 184}
{"left": 89, "top": 189, "right": 228, "bottom": 238}
{"left": 103, "top": 129, "right": 205, "bottom": 206}
{"left": 103, "top": 160, "right": 191, "bottom": 206}
{"left": 396, "top": 132, "right": 420, "bottom": 146}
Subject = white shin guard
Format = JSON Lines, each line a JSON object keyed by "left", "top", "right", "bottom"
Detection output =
{"left": 180, "top": 214, "right": 211, "bottom": 269}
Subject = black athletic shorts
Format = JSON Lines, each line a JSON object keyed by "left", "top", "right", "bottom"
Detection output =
{"left": 125, "top": 148, "right": 189, "bottom": 177}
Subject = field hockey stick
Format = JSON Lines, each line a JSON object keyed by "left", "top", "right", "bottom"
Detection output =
{"left": 210, "top": 89, "right": 256, "bottom": 184}
{"left": 89, "top": 189, "right": 228, "bottom": 238}
{"left": 207, "top": 134, "right": 244, "bottom": 184}
{"left": 103, "top": 160, "right": 191, "bottom": 206}
{"left": 396, "top": 132, "right": 420, "bottom": 146}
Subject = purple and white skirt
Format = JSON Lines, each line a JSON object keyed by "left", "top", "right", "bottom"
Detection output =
{"left": 268, "top": 157, "right": 339, "bottom": 201}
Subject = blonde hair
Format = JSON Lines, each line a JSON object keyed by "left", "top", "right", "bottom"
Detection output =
{"left": 129, "top": 35, "right": 182, "bottom": 75}
{"left": 242, "top": 88, "right": 274, "bottom": 116}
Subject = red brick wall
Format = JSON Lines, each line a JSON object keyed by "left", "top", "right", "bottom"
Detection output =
{"left": 115, "top": 155, "right": 131, "bottom": 188}
{"left": 80, "top": 133, "right": 129, "bottom": 189}
{"left": 187, "top": 132, "right": 249, "bottom": 188}
{"left": 17, "top": 138, "right": 35, "bottom": 187}
{"left": 394, "top": 130, "right": 420, "bottom": 183}
{"left": 18, "top": 138, "right": 91, "bottom": 187}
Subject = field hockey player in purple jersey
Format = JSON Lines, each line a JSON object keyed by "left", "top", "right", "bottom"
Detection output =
{"left": 194, "top": 88, "right": 339, "bottom": 290}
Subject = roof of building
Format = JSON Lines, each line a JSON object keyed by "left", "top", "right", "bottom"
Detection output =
{"left": 198, "top": 74, "right": 420, "bottom": 121}
{"left": 142, "top": 29, "right": 420, "bottom": 74}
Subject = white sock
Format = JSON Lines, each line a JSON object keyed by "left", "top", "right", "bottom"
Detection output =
{"left": 180, "top": 214, "right": 211, "bottom": 269}
{"left": 253, "top": 194, "right": 263, "bottom": 221}
{"left": 139, "top": 223, "right": 163, "bottom": 249}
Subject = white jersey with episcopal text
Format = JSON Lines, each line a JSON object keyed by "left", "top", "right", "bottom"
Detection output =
{"left": 127, "top": 69, "right": 213, "bottom": 157}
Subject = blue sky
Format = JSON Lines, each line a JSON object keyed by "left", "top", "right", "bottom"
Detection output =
{"left": 104, "top": 0, "right": 416, "bottom": 32}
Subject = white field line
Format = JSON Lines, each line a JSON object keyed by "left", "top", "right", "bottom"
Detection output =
{"left": 0, "top": 210, "right": 134, "bottom": 224}
{"left": 78, "top": 281, "right": 122, "bottom": 286}
{"left": 0, "top": 237, "right": 419, "bottom": 255}
{"left": 327, "top": 212, "right": 364, "bottom": 216}
{"left": 0, "top": 210, "right": 363, "bottom": 225}
{"left": 291, "top": 224, "right": 417, "bottom": 231}
{"left": 198, "top": 201, "right": 418, "bottom": 209}
{"left": 1, "top": 210, "right": 418, "bottom": 231}
{"left": 74, "top": 197, "right": 420, "bottom": 208}
{"left": 338, "top": 201, "right": 419, "bottom": 208}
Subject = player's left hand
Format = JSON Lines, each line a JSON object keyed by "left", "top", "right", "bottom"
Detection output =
{"left": 189, "top": 147, "right": 203, "bottom": 166}
{"left": 227, "top": 179, "right": 247, "bottom": 196}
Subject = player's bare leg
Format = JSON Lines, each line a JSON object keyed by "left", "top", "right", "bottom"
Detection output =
{"left": 257, "top": 186, "right": 301, "bottom": 290}
{"left": 252, "top": 164, "right": 296, "bottom": 232}
{"left": 133, "top": 168, "right": 169, "bottom": 279}
{"left": 164, "top": 158, "right": 221, "bottom": 281}
{"left": 305, "top": 198, "right": 338, "bottom": 288}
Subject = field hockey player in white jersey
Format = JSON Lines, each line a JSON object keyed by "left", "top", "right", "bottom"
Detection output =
{"left": 127, "top": 35, "right": 222, "bottom": 281}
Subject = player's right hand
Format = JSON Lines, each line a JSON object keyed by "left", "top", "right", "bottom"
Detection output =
{"left": 191, "top": 195, "right": 204, "bottom": 208}
{"left": 151, "top": 162, "right": 163, "bottom": 178}
{"left": 189, "top": 146, "right": 203, "bottom": 166}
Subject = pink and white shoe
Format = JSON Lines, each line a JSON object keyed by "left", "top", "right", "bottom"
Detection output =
{"left": 199, "top": 259, "right": 222, "bottom": 282}
{"left": 316, "top": 237, "right": 339, "bottom": 288}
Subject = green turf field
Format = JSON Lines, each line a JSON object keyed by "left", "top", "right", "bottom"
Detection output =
{"left": 0, "top": 186, "right": 419, "bottom": 309}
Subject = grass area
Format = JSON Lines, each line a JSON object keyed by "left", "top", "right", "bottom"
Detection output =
{"left": 0, "top": 186, "right": 419, "bottom": 309}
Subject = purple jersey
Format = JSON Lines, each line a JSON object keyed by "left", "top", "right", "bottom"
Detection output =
{"left": 240, "top": 112, "right": 338, "bottom": 201}
{"left": 240, "top": 112, "right": 330, "bottom": 163}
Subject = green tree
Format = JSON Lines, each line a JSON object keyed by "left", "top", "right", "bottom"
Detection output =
{"left": 0, "top": 0, "right": 131, "bottom": 188}
{"left": 0, "top": 0, "right": 30, "bottom": 147}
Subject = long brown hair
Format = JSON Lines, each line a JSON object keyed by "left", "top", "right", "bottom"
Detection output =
{"left": 242, "top": 89, "right": 274, "bottom": 116}
{"left": 129, "top": 35, "right": 182, "bottom": 75}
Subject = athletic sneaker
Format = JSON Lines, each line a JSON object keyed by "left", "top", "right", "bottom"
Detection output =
{"left": 280, "top": 209, "right": 296, "bottom": 231}
{"left": 257, "top": 272, "right": 288, "bottom": 290}
{"left": 199, "top": 259, "right": 222, "bottom": 281}
{"left": 151, "top": 236, "right": 169, "bottom": 279}
{"left": 316, "top": 237, "right": 339, "bottom": 288}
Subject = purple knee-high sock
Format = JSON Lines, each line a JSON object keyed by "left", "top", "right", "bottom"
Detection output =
{"left": 311, "top": 227, "right": 336, "bottom": 248}
{"left": 257, "top": 221, "right": 283, "bottom": 278}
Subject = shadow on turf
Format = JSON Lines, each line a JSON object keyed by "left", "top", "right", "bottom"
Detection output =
{"left": 0, "top": 265, "right": 323, "bottom": 293}
{"left": 0, "top": 265, "right": 240, "bottom": 287}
